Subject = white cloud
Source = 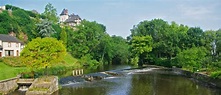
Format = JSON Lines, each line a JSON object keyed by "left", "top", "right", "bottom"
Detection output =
{"left": 178, "top": 4, "right": 214, "bottom": 20}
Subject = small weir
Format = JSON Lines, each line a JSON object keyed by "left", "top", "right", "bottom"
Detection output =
{"left": 58, "top": 67, "right": 221, "bottom": 95}
{"left": 72, "top": 69, "right": 84, "bottom": 76}
{"left": 17, "top": 79, "right": 34, "bottom": 91}
{"left": 59, "top": 67, "right": 155, "bottom": 86}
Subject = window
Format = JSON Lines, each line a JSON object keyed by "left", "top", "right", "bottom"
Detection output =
{"left": 5, "top": 50, "right": 14, "bottom": 56}
{"left": 8, "top": 42, "right": 11, "bottom": 47}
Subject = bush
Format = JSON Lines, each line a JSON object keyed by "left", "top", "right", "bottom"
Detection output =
{"left": 155, "top": 58, "right": 172, "bottom": 67}
{"left": 0, "top": 58, "right": 3, "bottom": 62}
{"left": 2, "top": 57, "right": 24, "bottom": 67}
{"left": 79, "top": 54, "right": 99, "bottom": 69}
{"left": 210, "top": 71, "right": 221, "bottom": 79}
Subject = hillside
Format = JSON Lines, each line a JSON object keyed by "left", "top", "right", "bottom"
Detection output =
{"left": 0, "top": 5, "right": 62, "bottom": 43}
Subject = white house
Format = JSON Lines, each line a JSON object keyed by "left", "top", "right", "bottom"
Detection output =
{"left": 59, "top": 9, "right": 82, "bottom": 27}
{"left": 0, "top": 5, "right": 6, "bottom": 10}
{"left": 0, "top": 34, "right": 23, "bottom": 57}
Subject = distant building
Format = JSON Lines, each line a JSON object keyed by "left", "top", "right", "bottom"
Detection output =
{"left": 0, "top": 6, "right": 6, "bottom": 10}
{"left": 59, "top": 9, "right": 82, "bottom": 27}
{"left": 31, "top": 10, "right": 39, "bottom": 14}
{"left": 0, "top": 34, "right": 24, "bottom": 57}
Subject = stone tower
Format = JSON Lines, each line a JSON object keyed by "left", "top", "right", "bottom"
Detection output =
{"left": 59, "top": 9, "right": 69, "bottom": 23}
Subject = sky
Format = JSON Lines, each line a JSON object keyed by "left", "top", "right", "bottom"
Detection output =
{"left": 1, "top": 0, "right": 221, "bottom": 38}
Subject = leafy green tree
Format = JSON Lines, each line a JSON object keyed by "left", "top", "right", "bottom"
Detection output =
{"left": 186, "top": 27, "right": 204, "bottom": 48}
{"left": 176, "top": 47, "right": 208, "bottom": 72}
{"left": 42, "top": 3, "right": 58, "bottom": 23}
{"left": 20, "top": 37, "right": 66, "bottom": 71}
{"left": 131, "top": 36, "right": 153, "bottom": 66}
{"left": 36, "top": 19, "right": 56, "bottom": 37}
{"left": 110, "top": 35, "right": 130, "bottom": 64}
{"left": 68, "top": 20, "right": 106, "bottom": 58}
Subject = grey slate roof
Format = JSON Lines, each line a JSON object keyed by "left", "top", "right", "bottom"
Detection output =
{"left": 60, "top": 9, "right": 68, "bottom": 15}
{"left": 65, "top": 14, "right": 81, "bottom": 23}
{"left": 0, "top": 34, "right": 22, "bottom": 43}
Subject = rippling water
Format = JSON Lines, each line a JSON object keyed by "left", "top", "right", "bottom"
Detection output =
{"left": 58, "top": 68, "right": 221, "bottom": 95}
{"left": 10, "top": 65, "right": 221, "bottom": 95}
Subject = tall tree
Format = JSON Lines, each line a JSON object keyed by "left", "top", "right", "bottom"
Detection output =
{"left": 176, "top": 47, "right": 208, "bottom": 72}
{"left": 42, "top": 3, "right": 58, "bottom": 23}
{"left": 36, "top": 19, "right": 55, "bottom": 37}
{"left": 131, "top": 36, "right": 153, "bottom": 66}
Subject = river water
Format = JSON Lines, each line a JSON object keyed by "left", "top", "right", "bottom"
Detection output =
{"left": 11, "top": 65, "right": 221, "bottom": 95}
{"left": 58, "top": 65, "right": 221, "bottom": 95}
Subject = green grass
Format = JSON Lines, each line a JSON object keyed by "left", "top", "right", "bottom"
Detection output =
{"left": 63, "top": 53, "right": 81, "bottom": 68}
{"left": 0, "top": 54, "right": 80, "bottom": 80}
{"left": 0, "top": 62, "right": 27, "bottom": 80}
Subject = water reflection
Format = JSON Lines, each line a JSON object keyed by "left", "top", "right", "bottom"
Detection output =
{"left": 59, "top": 70, "right": 221, "bottom": 95}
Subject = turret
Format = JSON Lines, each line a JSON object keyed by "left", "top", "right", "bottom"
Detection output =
{"left": 59, "top": 9, "right": 69, "bottom": 23}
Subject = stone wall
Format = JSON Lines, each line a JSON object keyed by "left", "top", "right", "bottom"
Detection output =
{"left": 172, "top": 68, "right": 221, "bottom": 88}
{"left": 0, "top": 77, "right": 18, "bottom": 94}
{"left": 26, "top": 76, "right": 59, "bottom": 95}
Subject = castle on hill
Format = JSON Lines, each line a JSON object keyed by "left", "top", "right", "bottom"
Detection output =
{"left": 59, "top": 9, "right": 82, "bottom": 27}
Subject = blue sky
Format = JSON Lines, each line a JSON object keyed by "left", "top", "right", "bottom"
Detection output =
{"left": 1, "top": 0, "right": 221, "bottom": 38}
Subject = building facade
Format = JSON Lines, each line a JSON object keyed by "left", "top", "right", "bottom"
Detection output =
{"left": 59, "top": 9, "right": 82, "bottom": 27}
{"left": 0, "top": 6, "right": 6, "bottom": 10}
{"left": 0, "top": 34, "right": 23, "bottom": 57}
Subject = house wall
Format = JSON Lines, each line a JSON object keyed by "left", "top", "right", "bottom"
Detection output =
{"left": 59, "top": 15, "right": 69, "bottom": 23}
{"left": 2, "top": 41, "right": 21, "bottom": 57}
{"left": 0, "top": 6, "right": 6, "bottom": 10}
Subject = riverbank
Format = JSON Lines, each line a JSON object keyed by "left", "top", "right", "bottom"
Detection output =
{"left": 0, "top": 54, "right": 80, "bottom": 81}
{"left": 172, "top": 67, "right": 221, "bottom": 88}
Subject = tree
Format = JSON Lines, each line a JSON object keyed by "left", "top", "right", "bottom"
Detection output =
{"left": 68, "top": 20, "right": 106, "bottom": 58}
{"left": 36, "top": 19, "right": 56, "bottom": 37}
{"left": 42, "top": 3, "right": 58, "bottom": 23}
{"left": 131, "top": 36, "right": 153, "bottom": 66}
{"left": 20, "top": 37, "right": 66, "bottom": 71}
{"left": 186, "top": 27, "right": 204, "bottom": 48}
{"left": 60, "top": 28, "right": 67, "bottom": 47}
{"left": 110, "top": 35, "right": 130, "bottom": 64}
{"left": 176, "top": 47, "right": 208, "bottom": 72}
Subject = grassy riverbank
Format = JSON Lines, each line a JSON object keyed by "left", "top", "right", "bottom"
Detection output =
{"left": 0, "top": 54, "right": 80, "bottom": 80}
{"left": 0, "top": 62, "right": 26, "bottom": 80}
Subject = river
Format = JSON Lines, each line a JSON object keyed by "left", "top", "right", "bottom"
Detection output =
{"left": 11, "top": 65, "right": 221, "bottom": 95}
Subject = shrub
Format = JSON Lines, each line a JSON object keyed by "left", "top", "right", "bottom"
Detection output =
{"left": 2, "top": 57, "right": 24, "bottom": 67}
{"left": 79, "top": 54, "right": 99, "bottom": 69}
{"left": 210, "top": 71, "right": 221, "bottom": 79}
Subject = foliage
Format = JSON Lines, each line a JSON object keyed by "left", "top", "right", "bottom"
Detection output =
{"left": 20, "top": 37, "right": 66, "bottom": 71}
{"left": 176, "top": 47, "right": 208, "bottom": 72}
{"left": 210, "top": 71, "right": 221, "bottom": 79}
{"left": 60, "top": 28, "right": 67, "bottom": 47}
{"left": 67, "top": 20, "right": 106, "bottom": 67}
{"left": 2, "top": 57, "right": 23, "bottom": 67}
{"left": 79, "top": 54, "right": 100, "bottom": 69}
{"left": 110, "top": 35, "right": 130, "bottom": 64}
{"left": 42, "top": 3, "right": 58, "bottom": 23}
{"left": 67, "top": 20, "right": 130, "bottom": 68}
{"left": 36, "top": 19, "right": 56, "bottom": 37}
{"left": 130, "top": 36, "right": 153, "bottom": 66}
{"left": 129, "top": 19, "right": 186, "bottom": 66}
